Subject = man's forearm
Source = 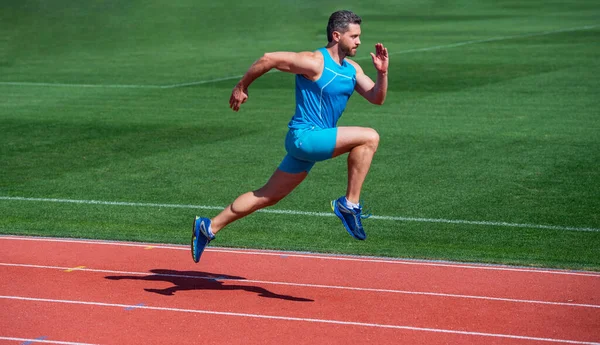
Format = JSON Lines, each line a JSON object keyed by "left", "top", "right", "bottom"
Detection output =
{"left": 372, "top": 71, "right": 388, "bottom": 105}
{"left": 238, "top": 54, "right": 275, "bottom": 88}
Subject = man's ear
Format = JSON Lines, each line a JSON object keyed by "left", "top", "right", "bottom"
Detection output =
{"left": 331, "top": 31, "right": 341, "bottom": 43}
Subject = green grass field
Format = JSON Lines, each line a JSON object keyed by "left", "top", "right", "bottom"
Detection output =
{"left": 1, "top": 0, "right": 599, "bottom": 270}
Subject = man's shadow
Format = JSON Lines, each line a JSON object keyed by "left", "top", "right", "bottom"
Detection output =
{"left": 105, "top": 269, "right": 313, "bottom": 302}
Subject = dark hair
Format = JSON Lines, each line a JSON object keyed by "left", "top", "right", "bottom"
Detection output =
{"left": 326, "top": 10, "right": 362, "bottom": 42}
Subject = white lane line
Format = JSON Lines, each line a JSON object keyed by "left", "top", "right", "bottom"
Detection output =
{"left": 160, "top": 75, "right": 244, "bottom": 88}
{"left": 380, "top": 24, "right": 600, "bottom": 57}
{"left": 160, "top": 70, "right": 279, "bottom": 89}
{"left": 1, "top": 24, "right": 597, "bottom": 90}
{"left": 161, "top": 24, "right": 600, "bottom": 88}
{"left": 0, "top": 81, "right": 162, "bottom": 89}
{"left": 2, "top": 235, "right": 600, "bottom": 278}
{"left": 0, "top": 336, "right": 98, "bottom": 345}
{"left": 1, "top": 262, "right": 597, "bottom": 309}
{"left": 1, "top": 295, "right": 598, "bottom": 344}
{"left": 1, "top": 196, "right": 598, "bottom": 232}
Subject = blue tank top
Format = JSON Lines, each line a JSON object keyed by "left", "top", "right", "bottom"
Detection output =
{"left": 288, "top": 47, "right": 357, "bottom": 129}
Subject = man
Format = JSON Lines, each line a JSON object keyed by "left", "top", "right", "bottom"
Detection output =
{"left": 192, "top": 10, "right": 389, "bottom": 263}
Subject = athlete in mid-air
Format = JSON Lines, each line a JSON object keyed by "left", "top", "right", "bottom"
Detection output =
{"left": 192, "top": 10, "right": 389, "bottom": 262}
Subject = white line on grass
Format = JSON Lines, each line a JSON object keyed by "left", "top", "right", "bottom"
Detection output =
{"left": 160, "top": 70, "right": 279, "bottom": 89}
{"left": 0, "top": 336, "right": 98, "bottom": 345}
{"left": 378, "top": 24, "right": 600, "bottom": 57}
{"left": 150, "top": 23, "right": 600, "bottom": 88}
{"left": 160, "top": 75, "right": 245, "bottom": 88}
{"left": 0, "top": 81, "right": 162, "bottom": 89}
{"left": 1, "top": 295, "right": 599, "bottom": 344}
{"left": 2, "top": 262, "right": 598, "bottom": 308}
{"left": 1, "top": 24, "right": 597, "bottom": 89}
{"left": 1, "top": 196, "right": 598, "bottom": 232}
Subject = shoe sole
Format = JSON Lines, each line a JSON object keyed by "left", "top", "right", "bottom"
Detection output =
{"left": 331, "top": 200, "right": 366, "bottom": 240}
{"left": 191, "top": 217, "right": 210, "bottom": 263}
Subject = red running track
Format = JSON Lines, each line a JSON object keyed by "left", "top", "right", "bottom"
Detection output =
{"left": 0, "top": 235, "right": 599, "bottom": 345}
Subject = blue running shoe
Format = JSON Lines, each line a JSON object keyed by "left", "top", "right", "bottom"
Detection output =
{"left": 191, "top": 216, "right": 215, "bottom": 263}
{"left": 331, "top": 196, "right": 369, "bottom": 240}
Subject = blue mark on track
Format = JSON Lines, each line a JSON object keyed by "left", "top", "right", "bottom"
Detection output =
{"left": 22, "top": 336, "right": 47, "bottom": 345}
{"left": 124, "top": 303, "right": 145, "bottom": 311}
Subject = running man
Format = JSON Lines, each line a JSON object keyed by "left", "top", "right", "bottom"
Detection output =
{"left": 192, "top": 10, "right": 389, "bottom": 262}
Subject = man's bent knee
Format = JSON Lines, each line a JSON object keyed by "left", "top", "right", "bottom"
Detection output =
{"left": 365, "top": 128, "right": 380, "bottom": 151}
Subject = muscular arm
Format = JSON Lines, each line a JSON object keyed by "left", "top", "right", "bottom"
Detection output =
{"left": 354, "top": 67, "right": 388, "bottom": 105}
{"left": 350, "top": 43, "right": 389, "bottom": 105}
{"left": 229, "top": 51, "right": 323, "bottom": 111}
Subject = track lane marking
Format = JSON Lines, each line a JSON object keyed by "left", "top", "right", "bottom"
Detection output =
{"left": 64, "top": 266, "right": 86, "bottom": 273}
{"left": 1, "top": 295, "right": 598, "bottom": 345}
{"left": 1, "top": 235, "right": 599, "bottom": 277}
{"left": 0, "top": 336, "right": 98, "bottom": 345}
{"left": 1, "top": 262, "right": 598, "bottom": 309}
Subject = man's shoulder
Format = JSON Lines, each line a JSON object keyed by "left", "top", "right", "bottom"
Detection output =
{"left": 300, "top": 50, "right": 325, "bottom": 70}
{"left": 300, "top": 49, "right": 324, "bottom": 61}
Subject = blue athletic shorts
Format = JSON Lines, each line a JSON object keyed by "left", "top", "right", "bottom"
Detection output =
{"left": 278, "top": 126, "right": 338, "bottom": 174}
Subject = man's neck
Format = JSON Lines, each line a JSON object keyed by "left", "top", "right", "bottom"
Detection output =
{"left": 325, "top": 44, "right": 346, "bottom": 65}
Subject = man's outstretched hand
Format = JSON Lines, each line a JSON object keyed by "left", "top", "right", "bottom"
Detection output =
{"left": 370, "top": 43, "right": 389, "bottom": 74}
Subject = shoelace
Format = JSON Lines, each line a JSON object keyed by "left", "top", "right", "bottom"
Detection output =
{"left": 359, "top": 200, "right": 372, "bottom": 219}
